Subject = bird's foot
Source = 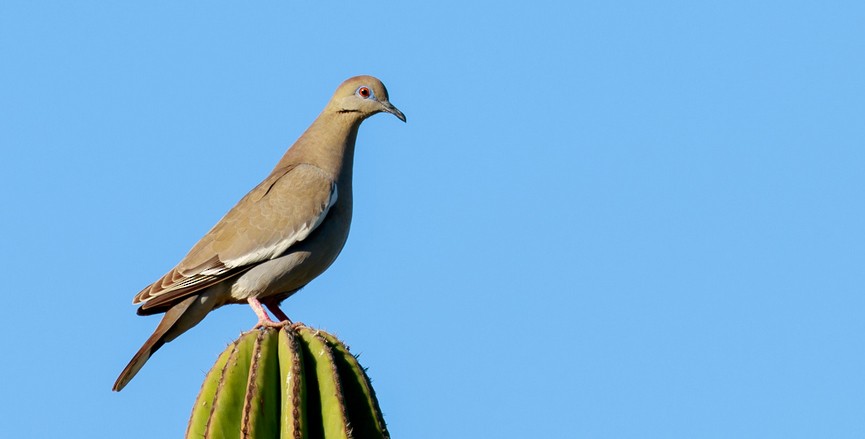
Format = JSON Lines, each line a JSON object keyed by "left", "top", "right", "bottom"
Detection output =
{"left": 265, "top": 302, "right": 292, "bottom": 323}
{"left": 254, "top": 317, "right": 291, "bottom": 329}
{"left": 248, "top": 297, "right": 292, "bottom": 330}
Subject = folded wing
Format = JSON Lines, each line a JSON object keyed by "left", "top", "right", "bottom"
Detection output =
{"left": 134, "top": 163, "right": 337, "bottom": 311}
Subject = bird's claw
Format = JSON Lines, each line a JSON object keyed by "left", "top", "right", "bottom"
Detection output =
{"left": 253, "top": 318, "right": 291, "bottom": 330}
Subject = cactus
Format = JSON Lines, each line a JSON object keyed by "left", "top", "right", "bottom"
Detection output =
{"left": 186, "top": 325, "right": 389, "bottom": 439}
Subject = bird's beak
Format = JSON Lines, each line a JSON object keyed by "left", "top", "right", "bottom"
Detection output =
{"left": 382, "top": 101, "right": 406, "bottom": 123}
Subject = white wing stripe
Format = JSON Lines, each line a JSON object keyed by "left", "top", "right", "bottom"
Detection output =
{"left": 221, "top": 182, "right": 338, "bottom": 268}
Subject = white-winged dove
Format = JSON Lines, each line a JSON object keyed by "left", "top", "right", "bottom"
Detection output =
{"left": 113, "top": 76, "right": 405, "bottom": 391}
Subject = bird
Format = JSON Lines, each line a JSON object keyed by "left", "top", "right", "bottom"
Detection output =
{"left": 113, "top": 75, "right": 405, "bottom": 391}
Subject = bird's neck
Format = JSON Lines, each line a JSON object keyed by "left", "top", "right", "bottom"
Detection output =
{"left": 273, "top": 111, "right": 361, "bottom": 188}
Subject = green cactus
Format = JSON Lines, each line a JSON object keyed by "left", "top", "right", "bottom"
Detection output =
{"left": 186, "top": 325, "right": 389, "bottom": 439}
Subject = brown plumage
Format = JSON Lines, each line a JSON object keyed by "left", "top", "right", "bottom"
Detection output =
{"left": 113, "top": 76, "right": 405, "bottom": 391}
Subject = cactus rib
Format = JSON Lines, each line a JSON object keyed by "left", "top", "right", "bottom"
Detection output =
{"left": 187, "top": 325, "right": 389, "bottom": 439}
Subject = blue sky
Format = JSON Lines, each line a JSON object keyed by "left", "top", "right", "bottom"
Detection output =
{"left": 2, "top": 1, "right": 864, "bottom": 437}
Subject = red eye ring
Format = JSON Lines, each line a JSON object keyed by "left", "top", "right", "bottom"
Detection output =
{"left": 357, "top": 86, "right": 371, "bottom": 98}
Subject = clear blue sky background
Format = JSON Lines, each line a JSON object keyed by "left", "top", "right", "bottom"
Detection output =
{"left": 1, "top": 1, "right": 863, "bottom": 438}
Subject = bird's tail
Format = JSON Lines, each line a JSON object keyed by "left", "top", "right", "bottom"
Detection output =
{"left": 113, "top": 293, "right": 215, "bottom": 391}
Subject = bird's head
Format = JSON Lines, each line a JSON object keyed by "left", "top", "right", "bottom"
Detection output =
{"left": 328, "top": 75, "right": 406, "bottom": 123}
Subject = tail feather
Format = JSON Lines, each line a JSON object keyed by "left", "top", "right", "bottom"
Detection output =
{"left": 113, "top": 295, "right": 200, "bottom": 391}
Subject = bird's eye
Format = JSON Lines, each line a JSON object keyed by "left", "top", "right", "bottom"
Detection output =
{"left": 356, "top": 86, "right": 372, "bottom": 99}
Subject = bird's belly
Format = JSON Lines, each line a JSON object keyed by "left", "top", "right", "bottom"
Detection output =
{"left": 229, "top": 251, "right": 312, "bottom": 300}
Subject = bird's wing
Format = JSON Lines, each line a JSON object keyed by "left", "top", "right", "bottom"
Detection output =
{"left": 134, "top": 163, "right": 337, "bottom": 310}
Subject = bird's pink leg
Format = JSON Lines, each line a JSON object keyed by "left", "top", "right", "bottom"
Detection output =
{"left": 248, "top": 297, "right": 289, "bottom": 328}
{"left": 265, "top": 302, "right": 292, "bottom": 323}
